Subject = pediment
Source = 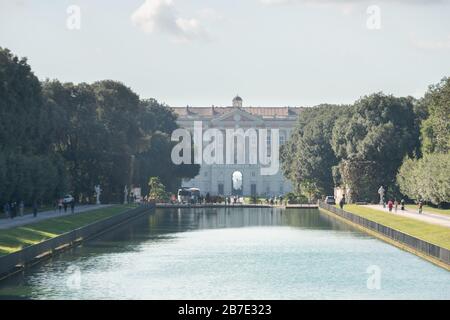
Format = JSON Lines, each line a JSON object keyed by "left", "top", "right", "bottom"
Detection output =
{"left": 211, "top": 107, "right": 263, "bottom": 125}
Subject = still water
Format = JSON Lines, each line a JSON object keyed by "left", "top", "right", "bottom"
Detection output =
{"left": 0, "top": 208, "right": 449, "bottom": 300}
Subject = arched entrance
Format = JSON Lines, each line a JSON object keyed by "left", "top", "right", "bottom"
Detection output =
{"left": 231, "top": 171, "right": 243, "bottom": 196}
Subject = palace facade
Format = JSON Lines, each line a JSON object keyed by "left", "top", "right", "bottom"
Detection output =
{"left": 171, "top": 96, "right": 302, "bottom": 197}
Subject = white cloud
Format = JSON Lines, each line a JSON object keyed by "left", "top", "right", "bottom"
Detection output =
{"left": 131, "top": 0, "right": 209, "bottom": 42}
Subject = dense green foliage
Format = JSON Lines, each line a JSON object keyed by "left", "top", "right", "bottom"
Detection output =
{"left": 281, "top": 105, "right": 341, "bottom": 197}
{"left": 0, "top": 47, "right": 199, "bottom": 206}
{"left": 283, "top": 93, "right": 422, "bottom": 202}
{"left": 0, "top": 48, "right": 67, "bottom": 205}
{"left": 397, "top": 154, "right": 450, "bottom": 205}
{"left": 397, "top": 78, "right": 450, "bottom": 206}
{"left": 284, "top": 80, "right": 449, "bottom": 205}
{"left": 332, "top": 94, "right": 420, "bottom": 201}
{"left": 420, "top": 78, "right": 450, "bottom": 154}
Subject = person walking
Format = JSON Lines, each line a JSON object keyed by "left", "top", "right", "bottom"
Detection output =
{"left": 19, "top": 200, "right": 24, "bottom": 217}
{"left": 388, "top": 200, "right": 394, "bottom": 212}
{"left": 394, "top": 199, "right": 398, "bottom": 213}
{"left": 400, "top": 199, "right": 405, "bottom": 211}
{"left": 339, "top": 195, "right": 346, "bottom": 210}
{"left": 3, "top": 203, "right": 11, "bottom": 219}
{"left": 418, "top": 200, "right": 423, "bottom": 214}
{"left": 70, "top": 201, "right": 75, "bottom": 214}
{"left": 11, "top": 202, "right": 17, "bottom": 219}
{"left": 63, "top": 201, "right": 68, "bottom": 213}
{"left": 58, "top": 199, "right": 63, "bottom": 213}
{"left": 32, "top": 201, "right": 38, "bottom": 218}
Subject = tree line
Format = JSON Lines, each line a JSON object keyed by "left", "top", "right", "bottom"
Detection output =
{"left": 396, "top": 78, "right": 450, "bottom": 206}
{"left": 0, "top": 47, "right": 199, "bottom": 206}
{"left": 281, "top": 78, "right": 449, "bottom": 206}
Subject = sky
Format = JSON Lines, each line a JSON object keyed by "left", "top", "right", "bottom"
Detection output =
{"left": 1, "top": 0, "right": 450, "bottom": 108}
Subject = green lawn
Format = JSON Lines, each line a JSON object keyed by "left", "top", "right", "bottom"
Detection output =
{"left": 405, "top": 204, "right": 450, "bottom": 217}
{"left": 342, "top": 205, "right": 450, "bottom": 250}
{"left": 0, "top": 205, "right": 136, "bottom": 256}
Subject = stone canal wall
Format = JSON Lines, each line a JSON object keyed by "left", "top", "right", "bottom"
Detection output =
{"left": 0, "top": 205, "right": 152, "bottom": 278}
{"left": 318, "top": 201, "right": 450, "bottom": 268}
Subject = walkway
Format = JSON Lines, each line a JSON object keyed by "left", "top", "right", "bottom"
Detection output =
{"left": 0, "top": 204, "right": 112, "bottom": 230}
{"left": 364, "top": 204, "right": 450, "bottom": 228}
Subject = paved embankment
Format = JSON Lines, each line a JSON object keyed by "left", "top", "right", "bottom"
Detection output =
{"left": 0, "top": 205, "right": 152, "bottom": 279}
{"left": 318, "top": 202, "right": 450, "bottom": 270}
{"left": 364, "top": 204, "right": 450, "bottom": 228}
{"left": 0, "top": 205, "right": 112, "bottom": 230}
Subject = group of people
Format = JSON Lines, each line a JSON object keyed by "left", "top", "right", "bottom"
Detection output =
{"left": 386, "top": 199, "right": 424, "bottom": 214}
{"left": 385, "top": 199, "right": 406, "bottom": 213}
{"left": 1, "top": 198, "right": 77, "bottom": 220}
{"left": 169, "top": 192, "right": 286, "bottom": 206}
{"left": 56, "top": 198, "right": 75, "bottom": 214}
{"left": 225, "top": 196, "right": 241, "bottom": 205}
{"left": 2, "top": 201, "right": 38, "bottom": 219}
{"left": 264, "top": 196, "right": 284, "bottom": 206}
{"left": 192, "top": 194, "right": 243, "bottom": 205}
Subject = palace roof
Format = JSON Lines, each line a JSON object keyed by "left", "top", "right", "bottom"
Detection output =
{"left": 172, "top": 106, "right": 303, "bottom": 119}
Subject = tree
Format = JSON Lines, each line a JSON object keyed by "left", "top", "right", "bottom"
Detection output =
{"left": 281, "top": 105, "right": 342, "bottom": 197}
{"left": 396, "top": 78, "right": 450, "bottom": 206}
{"left": 43, "top": 79, "right": 199, "bottom": 203}
{"left": 338, "top": 160, "right": 380, "bottom": 203}
{"left": 1, "top": 47, "right": 199, "bottom": 206}
{"left": 420, "top": 77, "right": 450, "bottom": 154}
{"left": 397, "top": 154, "right": 450, "bottom": 206}
{"left": 147, "top": 177, "right": 168, "bottom": 202}
{"left": 331, "top": 93, "right": 420, "bottom": 200}
{"left": 0, "top": 48, "right": 67, "bottom": 206}
{"left": 135, "top": 99, "right": 200, "bottom": 195}
{"left": 43, "top": 80, "right": 106, "bottom": 202}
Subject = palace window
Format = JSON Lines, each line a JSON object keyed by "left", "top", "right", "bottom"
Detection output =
{"left": 251, "top": 184, "right": 257, "bottom": 196}
{"left": 280, "top": 135, "right": 286, "bottom": 145}
{"left": 218, "top": 183, "right": 224, "bottom": 195}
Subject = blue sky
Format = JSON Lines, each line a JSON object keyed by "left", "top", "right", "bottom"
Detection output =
{"left": 1, "top": 0, "right": 450, "bottom": 107}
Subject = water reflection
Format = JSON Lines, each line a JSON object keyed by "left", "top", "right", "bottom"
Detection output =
{"left": 0, "top": 208, "right": 449, "bottom": 300}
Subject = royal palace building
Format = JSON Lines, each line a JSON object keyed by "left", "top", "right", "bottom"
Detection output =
{"left": 171, "top": 96, "right": 302, "bottom": 197}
